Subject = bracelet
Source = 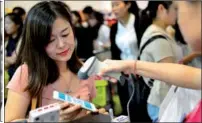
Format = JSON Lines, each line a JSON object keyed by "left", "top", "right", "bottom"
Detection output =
{"left": 134, "top": 60, "right": 137, "bottom": 77}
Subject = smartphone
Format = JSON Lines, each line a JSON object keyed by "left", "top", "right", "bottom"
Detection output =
{"left": 29, "top": 103, "right": 60, "bottom": 122}
{"left": 53, "top": 91, "right": 97, "bottom": 112}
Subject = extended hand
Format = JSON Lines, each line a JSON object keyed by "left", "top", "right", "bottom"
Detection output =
{"left": 98, "top": 60, "right": 136, "bottom": 82}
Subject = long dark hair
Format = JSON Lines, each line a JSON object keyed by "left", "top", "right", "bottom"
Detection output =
{"left": 174, "top": 22, "right": 187, "bottom": 44}
{"left": 12, "top": 7, "right": 26, "bottom": 17}
{"left": 123, "top": 1, "right": 140, "bottom": 19}
{"left": 16, "top": 1, "right": 82, "bottom": 98}
{"left": 5, "top": 13, "right": 23, "bottom": 42}
{"left": 140, "top": 1, "right": 173, "bottom": 34}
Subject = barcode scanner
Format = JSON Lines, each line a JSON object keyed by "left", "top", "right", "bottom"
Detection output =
{"left": 77, "top": 56, "right": 134, "bottom": 122}
{"left": 77, "top": 56, "right": 122, "bottom": 81}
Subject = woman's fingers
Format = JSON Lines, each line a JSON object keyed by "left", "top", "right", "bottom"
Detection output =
{"left": 103, "top": 76, "right": 118, "bottom": 83}
{"left": 97, "top": 108, "right": 109, "bottom": 115}
{"left": 104, "top": 112, "right": 109, "bottom": 115}
{"left": 86, "top": 111, "right": 91, "bottom": 115}
{"left": 60, "top": 102, "right": 70, "bottom": 109}
{"left": 60, "top": 104, "right": 81, "bottom": 116}
{"left": 98, "top": 108, "right": 106, "bottom": 114}
{"left": 60, "top": 108, "right": 82, "bottom": 121}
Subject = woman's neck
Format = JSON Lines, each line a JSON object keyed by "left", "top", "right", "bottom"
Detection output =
{"left": 153, "top": 19, "right": 168, "bottom": 30}
{"left": 119, "top": 12, "right": 130, "bottom": 26}
{"left": 56, "top": 61, "right": 69, "bottom": 74}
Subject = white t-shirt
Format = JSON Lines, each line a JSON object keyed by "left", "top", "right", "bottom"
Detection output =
{"left": 140, "top": 24, "right": 183, "bottom": 107}
{"left": 115, "top": 13, "right": 138, "bottom": 60}
{"left": 95, "top": 24, "right": 110, "bottom": 46}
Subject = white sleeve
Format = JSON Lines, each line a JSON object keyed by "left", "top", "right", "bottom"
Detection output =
{"left": 96, "top": 25, "right": 110, "bottom": 45}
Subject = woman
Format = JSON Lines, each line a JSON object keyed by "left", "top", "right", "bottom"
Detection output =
{"left": 88, "top": 11, "right": 111, "bottom": 61}
{"left": 71, "top": 11, "right": 94, "bottom": 61}
{"left": 88, "top": 11, "right": 110, "bottom": 50}
{"left": 110, "top": 1, "right": 142, "bottom": 115}
{"left": 71, "top": 11, "right": 82, "bottom": 28}
{"left": 139, "top": 1, "right": 179, "bottom": 121}
{"left": 96, "top": 1, "right": 201, "bottom": 121}
{"left": 5, "top": 13, "right": 23, "bottom": 80}
{"left": 110, "top": 1, "right": 141, "bottom": 60}
{"left": 5, "top": 1, "right": 97, "bottom": 122}
{"left": 99, "top": 1, "right": 201, "bottom": 90}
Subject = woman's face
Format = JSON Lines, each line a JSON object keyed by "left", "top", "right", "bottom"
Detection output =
{"left": 176, "top": 1, "right": 201, "bottom": 52}
{"left": 165, "top": 3, "right": 178, "bottom": 26}
{"left": 5, "top": 16, "right": 19, "bottom": 35}
{"left": 88, "top": 15, "right": 98, "bottom": 27}
{"left": 159, "top": 3, "right": 177, "bottom": 26}
{"left": 111, "top": 1, "right": 130, "bottom": 20}
{"left": 45, "top": 17, "right": 75, "bottom": 63}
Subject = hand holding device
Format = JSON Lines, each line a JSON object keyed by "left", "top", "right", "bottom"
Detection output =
{"left": 53, "top": 91, "right": 97, "bottom": 112}
{"left": 59, "top": 102, "right": 81, "bottom": 121}
{"left": 28, "top": 103, "right": 60, "bottom": 122}
{"left": 77, "top": 56, "right": 122, "bottom": 80}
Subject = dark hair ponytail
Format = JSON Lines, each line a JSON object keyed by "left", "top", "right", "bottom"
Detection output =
{"left": 124, "top": 1, "right": 140, "bottom": 18}
{"left": 139, "top": 1, "right": 173, "bottom": 37}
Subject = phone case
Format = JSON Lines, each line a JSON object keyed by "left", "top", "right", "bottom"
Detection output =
{"left": 29, "top": 103, "right": 60, "bottom": 122}
{"left": 53, "top": 91, "right": 97, "bottom": 112}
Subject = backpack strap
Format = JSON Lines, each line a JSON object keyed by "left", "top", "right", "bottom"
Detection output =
{"left": 138, "top": 35, "right": 167, "bottom": 60}
{"left": 138, "top": 35, "right": 167, "bottom": 86}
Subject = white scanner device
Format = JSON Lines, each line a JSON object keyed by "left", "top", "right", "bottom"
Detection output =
{"left": 77, "top": 56, "right": 121, "bottom": 80}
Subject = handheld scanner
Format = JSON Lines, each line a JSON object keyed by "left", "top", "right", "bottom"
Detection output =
{"left": 77, "top": 56, "right": 121, "bottom": 81}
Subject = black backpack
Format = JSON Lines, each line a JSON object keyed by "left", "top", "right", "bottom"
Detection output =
{"left": 127, "top": 35, "right": 167, "bottom": 122}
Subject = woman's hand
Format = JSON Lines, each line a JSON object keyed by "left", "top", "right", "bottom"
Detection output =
{"left": 59, "top": 102, "right": 81, "bottom": 122}
{"left": 98, "top": 60, "right": 136, "bottom": 82}
{"left": 77, "top": 86, "right": 90, "bottom": 101}
{"left": 86, "top": 108, "right": 109, "bottom": 115}
{"left": 11, "top": 118, "right": 28, "bottom": 122}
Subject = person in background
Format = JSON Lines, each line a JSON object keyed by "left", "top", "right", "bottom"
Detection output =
{"left": 110, "top": 1, "right": 141, "bottom": 60}
{"left": 12, "top": 7, "right": 26, "bottom": 21}
{"left": 167, "top": 22, "right": 188, "bottom": 59}
{"left": 94, "top": 1, "right": 201, "bottom": 122}
{"left": 71, "top": 11, "right": 82, "bottom": 28}
{"left": 88, "top": 11, "right": 110, "bottom": 57}
{"left": 5, "top": 13, "right": 23, "bottom": 80}
{"left": 82, "top": 6, "right": 94, "bottom": 28}
{"left": 82, "top": 6, "right": 94, "bottom": 22}
{"left": 110, "top": 1, "right": 142, "bottom": 116}
{"left": 5, "top": 1, "right": 99, "bottom": 122}
{"left": 139, "top": 1, "right": 179, "bottom": 121}
{"left": 71, "top": 10, "right": 94, "bottom": 61}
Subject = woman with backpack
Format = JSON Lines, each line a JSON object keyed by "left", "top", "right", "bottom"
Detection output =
{"left": 138, "top": 1, "right": 181, "bottom": 121}
{"left": 95, "top": 1, "right": 201, "bottom": 122}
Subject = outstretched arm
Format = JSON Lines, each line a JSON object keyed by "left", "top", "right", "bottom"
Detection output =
{"left": 99, "top": 60, "right": 201, "bottom": 90}
{"left": 136, "top": 61, "right": 201, "bottom": 90}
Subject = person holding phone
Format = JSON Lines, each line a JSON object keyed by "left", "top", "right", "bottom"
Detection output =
{"left": 5, "top": 1, "right": 98, "bottom": 122}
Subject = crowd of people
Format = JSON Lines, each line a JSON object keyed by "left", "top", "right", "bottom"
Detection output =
{"left": 4, "top": 1, "right": 201, "bottom": 122}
